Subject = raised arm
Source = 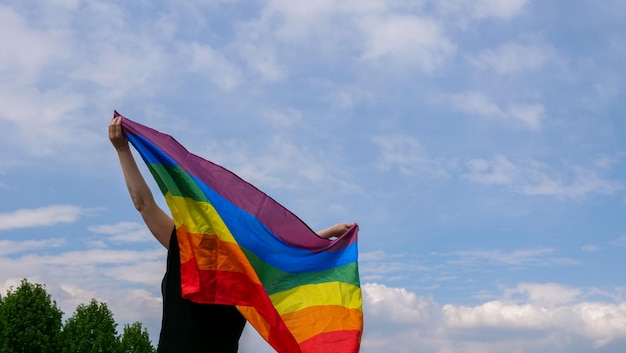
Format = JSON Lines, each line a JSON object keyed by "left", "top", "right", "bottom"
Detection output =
{"left": 109, "top": 115, "right": 174, "bottom": 248}
{"left": 316, "top": 223, "right": 353, "bottom": 239}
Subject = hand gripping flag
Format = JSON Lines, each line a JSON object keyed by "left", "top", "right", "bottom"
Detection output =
{"left": 119, "top": 113, "right": 363, "bottom": 353}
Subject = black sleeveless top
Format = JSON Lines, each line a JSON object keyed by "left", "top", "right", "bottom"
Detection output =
{"left": 157, "top": 229, "right": 246, "bottom": 353}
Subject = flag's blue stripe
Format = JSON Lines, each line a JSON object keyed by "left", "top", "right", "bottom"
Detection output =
{"left": 128, "top": 134, "right": 178, "bottom": 166}
{"left": 201, "top": 176, "right": 358, "bottom": 273}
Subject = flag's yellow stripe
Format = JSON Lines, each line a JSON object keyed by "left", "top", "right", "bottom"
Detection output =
{"left": 165, "top": 193, "right": 236, "bottom": 243}
{"left": 270, "top": 281, "right": 362, "bottom": 315}
{"left": 166, "top": 194, "right": 260, "bottom": 285}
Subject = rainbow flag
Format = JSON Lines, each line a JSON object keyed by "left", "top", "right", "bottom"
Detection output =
{"left": 119, "top": 113, "right": 363, "bottom": 353}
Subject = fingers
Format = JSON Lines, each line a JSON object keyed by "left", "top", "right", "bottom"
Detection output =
{"left": 338, "top": 223, "right": 351, "bottom": 230}
{"left": 108, "top": 116, "right": 122, "bottom": 139}
{"left": 108, "top": 115, "right": 129, "bottom": 150}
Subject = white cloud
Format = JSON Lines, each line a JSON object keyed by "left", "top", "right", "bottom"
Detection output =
{"left": 442, "top": 300, "right": 626, "bottom": 349}
{"left": 234, "top": 0, "right": 456, "bottom": 74}
{"left": 0, "top": 4, "right": 70, "bottom": 84}
{"left": 236, "top": 40, "right": 287, "bottom": 82}
{"left": 468, "top": 42, "right": 554, "bottom": 74}
{"left": 204, "top": 136, "right": 359, "bottom": 193}
{"left": 360, "top": 250, "right": 388, "bottom": 261}
{"left": 436, "top": 0, "right": 529, "bottom": 21}
{"left": 307, "top": 78, "right": 375, "bottom": 110}
{"left": 464, "top": 155, "right": 625, "bottom": 198}
{"left": 442, "top": 301, "right": 551, "bottom": 329}
{"left": 103, "top": 261, "right": 164, "bottom": 287}
{"left": 260, "top": 108, "right": 302, "bottom": 128}
{"left": 88, "top": 222, "right": 153, "bottom": 243}
{"left": 612, "top": 234, "right": 626, "bottom": 247}
{"left": 447, "top": 91, "right": 544, "bottom": 130}
{"left": 359, "top": 251, "right": 434, "bottom": 283}
{"left": 0, "top": 205, "right": 87, "bottom": 230}
{"left": 1, "top": 1, "right": 169, "bottom": 94}
{"left": 450, "top": 248, "right": 571, "bottom": 267}
{"left": 68, "top": 26, "right": 170, "bottom": 99}
{"left": 0, "top": 85, "right": 91, "bottom": 156}
{"left": 471, "top": 0, "right": 528, "bottom": 20}
{"left": 372, "top": 135, "right": 452, "bottom": 178}
{"left": 180, "top": 41, "right": 242, "bottom": 91}
{"left": 0, "top": 240, "right": 163, "bottom": 279}
{"left": 464, "top": 155, "right": 516, "bottom": 185}
{"left": 56, "top": 283, "right": 163, "bottom": 336}
{"left": 448, "top": 91, "right": 505, "bottom": 117}
{"left": 358, "top": 14, "right": 456, "bottom": 71}
{"left": 33, "top": 249, "right": 163, "bottom": 266}
{"left": 364, "top": 283, "right": 436, "bottom": 323}
{"left": 508, "top": 103, "right": 544, "bottom": 130}
{"left": 505, "top": 283, "right": 582, "bottom": 307}
{"left": 261, "top": 0, "right": 341, "bottom": 41}
{"left": 88, "top": 222, "right": 143, "bottom": 235}
{"left": 59, "top": 283, "right": 105, "bottom": 309}
{"left": 361, "top": 282, "right": 626, "bottom": 353}
{"left": 259, "top": 0, "right": 406, "bottom": 43}
{"left": 0, "top": 239, "right": 65, "bottom": 255}
{"left": 0, "top": 236, "right": 166, "bottom": 338}
{"left": 44, "top": 0, "right": 80, "bottom": 9}
{"left": 594, "top": 154, "right": 624, "bottom": 170}
{"left": 581, "top": 244, "right": 601, "bottom": 252}
{"left": 0, "top": 2, "right": 173, "bottom": 158}
{"left": 204, "top": 139, "right": 305, "bottom": 189}
{"left": 203, "top": 139, "right": 284, "bottom": 188}
{"left": 575, "top": 302, "right": 626, "bottom": 348}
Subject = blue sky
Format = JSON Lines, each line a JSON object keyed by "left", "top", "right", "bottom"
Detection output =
{"left": 1, "top": 0, "right": 626, "bottom": 352}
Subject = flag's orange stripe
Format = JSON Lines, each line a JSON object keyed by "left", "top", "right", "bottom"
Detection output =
{"left": 281, "top": 306, "right": 363, "bottom": 343}
{"left": 237, "top": 305, "right": 272, "bottom": 339}
{"left": 177, "top": 227, "right": 261, "bottom": 285}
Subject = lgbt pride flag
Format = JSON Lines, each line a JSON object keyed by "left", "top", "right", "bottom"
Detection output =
{"left": 119, "top": 113, "right": 362, "bottom": 353}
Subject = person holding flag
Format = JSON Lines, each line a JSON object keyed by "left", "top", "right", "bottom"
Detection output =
{"left": 108, "top": 114, "right": 354, "bottom": 352}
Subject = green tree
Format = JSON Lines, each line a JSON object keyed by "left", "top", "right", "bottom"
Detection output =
{"left": 0, "top": 293, "right": 5, "bottom": 353}
{"left": 120, "top": 322, "right": 155, "bottom": 353}
{"left": 0, "top": 279, "right": 63, "bottom": 353}
{"left": 62, "top": 299, "right": 121, "bottom": 353}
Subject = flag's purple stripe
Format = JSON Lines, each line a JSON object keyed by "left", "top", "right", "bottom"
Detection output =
{"left": 121, "top": 117, "right": 357, "bottom": 252}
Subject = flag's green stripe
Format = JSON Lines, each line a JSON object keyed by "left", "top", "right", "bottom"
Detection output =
{"left": 146, "top": 163, "right": 208, "bottom": 202}
{"left": 242, "top": 248, "right": 360, "bottom": 295}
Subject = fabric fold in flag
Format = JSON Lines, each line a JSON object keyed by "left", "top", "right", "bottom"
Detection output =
{"left": 118, "top": 112, "right": 363, "bottom": 353}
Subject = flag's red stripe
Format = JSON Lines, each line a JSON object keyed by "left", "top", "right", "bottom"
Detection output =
{"left": 299, "top": 329, "right": 362, "bottom": 353}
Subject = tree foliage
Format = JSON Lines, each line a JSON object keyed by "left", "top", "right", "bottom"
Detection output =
{"left": 0, "top": 279, "right": 156, "bottom": 353}
{"left": 0, "top": 279, "right": 64, "bottom": 353}
{"left": 121, "top": 322, "right": 156, "bottom": 353}
{"left": 62, "top": 299, "right": 122, "bottom": 353}
{"left": 0, "top": 293, "right": 4, "bottom": 353}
